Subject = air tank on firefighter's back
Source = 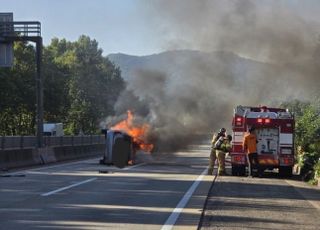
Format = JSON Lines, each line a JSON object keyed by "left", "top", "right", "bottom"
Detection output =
{"left": 100, "top": 129, "right": 134, "bottom": 168}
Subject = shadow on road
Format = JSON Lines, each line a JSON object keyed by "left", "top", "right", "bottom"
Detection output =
{"left": 0, "top": 161, "right": 212, "bottom": 229}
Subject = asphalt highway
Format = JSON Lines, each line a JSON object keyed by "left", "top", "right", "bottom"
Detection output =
{"left": 200, "top": 167, "right": 320, "bottom": 230}
{"left": 0, "top": 144, "right": 213, "bottom": 230}
{"left": 2, "top": 144, "right": 319, "bottom": 230}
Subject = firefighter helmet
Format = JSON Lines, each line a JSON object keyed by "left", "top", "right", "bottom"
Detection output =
{"left": 220, "top": 128, "right": 226, "bottom": 133}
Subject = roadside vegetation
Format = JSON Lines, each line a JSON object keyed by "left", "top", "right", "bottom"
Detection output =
{"left": 0, "top": 35, "right": 125, "bottom": 135}
{"left": 281, "top": 99, "right": 320, "bottom": 184}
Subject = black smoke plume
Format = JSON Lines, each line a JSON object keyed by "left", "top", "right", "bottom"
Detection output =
{"left": 105, "top": 0, "right": 320, "bottom": 151}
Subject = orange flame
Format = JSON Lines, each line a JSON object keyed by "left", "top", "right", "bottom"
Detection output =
{"left": 110, "top": 110, "right": 154, "bottom": 152}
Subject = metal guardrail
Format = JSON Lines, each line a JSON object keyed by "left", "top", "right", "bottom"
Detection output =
{"left": 0, "top": 21, "right": 41, "bottom": 37}
{"left": 0, "top": 135, "right": 105, "bottom": 150}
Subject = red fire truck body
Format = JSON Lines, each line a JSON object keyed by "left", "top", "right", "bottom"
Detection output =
{"left": 231, "top": 105, "right": 295, "bottom": 177}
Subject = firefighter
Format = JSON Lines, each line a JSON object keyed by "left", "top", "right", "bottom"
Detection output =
{"left": 216, "top": 134, "right": 232, "bottom": 176}
{"left": 208, "top": 128, "right": 226, "bottom": 175}
{"left": 243, "top": 126, "right": 260, "bottom": 177}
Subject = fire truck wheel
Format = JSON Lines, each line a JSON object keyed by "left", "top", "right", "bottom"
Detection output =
{"left": 279, "top": 166, "right": 293, "bottom": 178}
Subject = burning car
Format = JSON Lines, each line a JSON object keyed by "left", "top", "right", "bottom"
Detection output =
{"left": 100, "top": 110, "right": 154, "bottom": 168}
{"left": 100, "top": 129, "right": 134, "bottom": 168}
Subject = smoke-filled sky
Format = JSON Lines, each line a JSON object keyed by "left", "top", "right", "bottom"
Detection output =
{"left": 105, "top": 0, "right": 320, "bottom": 150}
{"left": 139, "top": 0, "right": 320, "bottom": 99}
{"left": 143, "top": 0, "right": 319, "bottom": 62}
{"left": 4, "top": 0, "right": 319, "bottom": 148}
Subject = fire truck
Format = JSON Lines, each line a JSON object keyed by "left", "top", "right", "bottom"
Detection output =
{"left": 230, "top": 105, "right": 295, "bottom": 177}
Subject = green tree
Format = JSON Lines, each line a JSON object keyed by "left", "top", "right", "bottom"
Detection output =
{"left": 282, "top": 99, "right": 320, "bottom": 182}
{"left": 280, "top": 99, "right": 310, "bottom": 118}
{"left": 66, "top": 35, "right": 125, "bottom": 134}
{"left": 0, "top": 42, "right": 36, "bottom": 135}
{"left": 0, "top": 36, "right": 125, "bottom": 136}
{"left": 296, "top": 105, "right": 320, "bottom": 151}
{"left": 42, "top": 39, "right": 74, "bottom": 123}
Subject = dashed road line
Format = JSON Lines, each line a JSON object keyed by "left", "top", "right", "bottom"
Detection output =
{"left": 41, "top": 178, "right": 97, "bottom": 197}
{"left": 161, "top": 167, "right": 208, "bottom": 230}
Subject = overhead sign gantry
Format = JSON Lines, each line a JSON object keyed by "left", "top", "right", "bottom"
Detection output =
{"left": 0, "top": 13, "right": 13, "bottom": 67}
{"left": 0, "top": 13, "right": 44, "bottom": 148}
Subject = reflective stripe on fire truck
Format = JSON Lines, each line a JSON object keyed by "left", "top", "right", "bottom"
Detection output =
{"left": 279, "top": 133, "right": 293, "bottom": 145}
{"left": 233, "top": 132, "right": 244, "bottom": 143}
{"left": 258, "top": 158, "right": 279, "bottom": 165}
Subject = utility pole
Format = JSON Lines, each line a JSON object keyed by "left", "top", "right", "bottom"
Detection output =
{"left": 35, "top": 37, "right": 43, "bottom": 148}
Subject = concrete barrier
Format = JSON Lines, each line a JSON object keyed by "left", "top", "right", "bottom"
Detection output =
{"left": 52, "top": 144, "right": 104, "bottom": 162}
{"left": 0, "top": 144, "right": 105, "bottom": 170}
{"left": 0, "top": 148, "right": 42, "bottom": 170}
{"left": 38, "top": 147, "right": 57, "bottom": 164}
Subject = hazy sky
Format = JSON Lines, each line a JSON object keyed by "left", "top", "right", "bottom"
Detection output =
{"left": 1, "top": 0, "right": 320, "bottom": 56}
{"left": 1, "top": 0, "right": 162, "bottom": 55}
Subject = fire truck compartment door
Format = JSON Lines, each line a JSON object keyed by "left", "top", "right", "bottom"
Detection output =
{"left": 256, "top": 128, "right": 279, "bottom": 155}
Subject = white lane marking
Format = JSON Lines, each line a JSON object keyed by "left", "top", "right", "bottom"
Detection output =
{"left": 41, "top": 178, "right": 97, "bottom": 197}
{"left": 161, "top": 167, "right": 208, "bottom": 230}
{"left": 39, "top": 162, "right": 144, "bottom": 197}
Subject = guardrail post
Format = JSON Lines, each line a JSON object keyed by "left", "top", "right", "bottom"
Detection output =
{"left": 90, "top": 135, "right": 92, "bottom": 145}
{"left": 72, "top": 135, "right": 74, "bottom": 146}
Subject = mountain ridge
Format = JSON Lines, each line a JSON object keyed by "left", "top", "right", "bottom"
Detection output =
{"left": 107, "top": 49, "right": 270, "bottom": 81}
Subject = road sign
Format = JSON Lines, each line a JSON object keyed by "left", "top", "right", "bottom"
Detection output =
{"left": 0, "top": 13, "right": 13, "bottom": 67}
